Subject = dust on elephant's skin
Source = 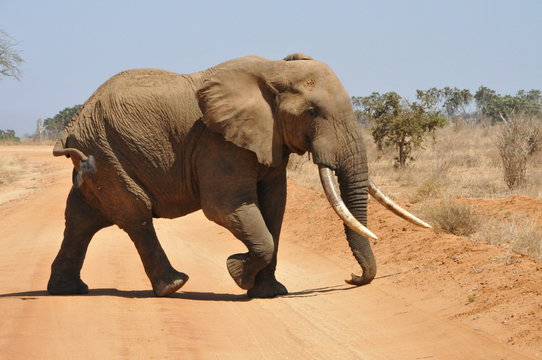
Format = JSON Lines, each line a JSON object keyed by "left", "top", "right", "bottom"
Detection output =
{"left": 48, "top": 54, "right": 375, "bottom": 298}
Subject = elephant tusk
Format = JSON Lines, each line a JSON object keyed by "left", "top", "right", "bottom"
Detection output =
{"left": 368, "top": 179, "right": 432, "bottom": 229}
{"left": 318, "top": 165, "right": 378, "bottom": 241}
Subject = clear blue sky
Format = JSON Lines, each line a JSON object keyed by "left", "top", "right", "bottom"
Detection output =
{"left": 1, "top": 0, "right": 541, "bottom": 137}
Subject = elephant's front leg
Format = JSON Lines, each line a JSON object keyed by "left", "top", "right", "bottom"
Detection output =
{"left": 219, "top": 202, "right": 275, "bottom": 291}
{"left": 196, "top": 136, "right": 286, "bottom": 297}
{"left": 247, "top": 171, "right": 288, "bottom": 298}
{"left": 199, "top": 175, "right": 277, "bottom": 292}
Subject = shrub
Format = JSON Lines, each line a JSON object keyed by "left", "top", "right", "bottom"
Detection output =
{"left": 527, "top": 125, "right": 542, "bottom": 155}
{"left": 495, "top": 115, "right": 540, "bottom": 189}
{"left": 422, "top": 202, "right": 480, "bottom": 236}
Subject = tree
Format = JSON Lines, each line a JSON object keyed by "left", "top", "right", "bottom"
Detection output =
{"left": 417, "top": 87, "right": 473, "bottom": 119}
{"left": 474, "top": 86, "right": 542, "bottom": 123}
{"left": 473, "top": 86, "right": 498, "bottom": 116}
{"left": 360, "top": 92, "right": 446, "bottom": 167}
{"left": 0, "top": 30, "right": 24, "bottom": 80}
{"left": 35, "top": 119, "right": 46, "bottom": 142}
{"left": 416, "top": 88, "right": 444, "bottom": 112}
{"left": 41, "top": 105, "right": 82, "bottom": 139}
{"left": 516, "top": 89, "right": 542, "bottom": 116}
{"left": 351, "top": 96, "right": 368, "bottom": 125}
{"left": 442, "top": 87, "right": 473, "bottom": 118}
{"left": 0, "top": 129, "right": 20, "bottom": 142}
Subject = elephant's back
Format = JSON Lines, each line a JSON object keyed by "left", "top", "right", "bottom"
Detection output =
{"left": 65, "top": 68, "right": 204, "bottom": 218}
{"left": 64, "top": 68, "right": 201, "bottom": 142}
{"left": 68, "top": 67, "right": 201, "bottom": 163}
{"left": 99, "top": 68, "right": 202, "bottom": 140}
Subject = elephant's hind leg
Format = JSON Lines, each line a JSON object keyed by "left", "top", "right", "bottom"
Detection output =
{"left": 123, "top": 220, "right": 188, "bottom": 297}
{"left": 48, "top": 188, "right": 112, "bottom": 295}
{"left": 75, "top": 157, "right": 188, "bottom": 297}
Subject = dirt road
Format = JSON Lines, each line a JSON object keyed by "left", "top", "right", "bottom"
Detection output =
{"left": 0, "top": 146, "right": 535, "bottom": 359}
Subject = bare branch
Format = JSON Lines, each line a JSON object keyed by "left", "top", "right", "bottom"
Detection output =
{"left": 0, "top": 30, "right": 24, "bottom": 81}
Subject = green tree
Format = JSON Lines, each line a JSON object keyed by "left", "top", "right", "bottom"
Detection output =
{"left": 473, "top": 86, "right": 498, "bottom": 121}
{"left": 442, "top": 87, "right": 473, "bottom": 118}
{"left": 0, "top": 129, "right": 20, "bottom": 142}
{"left": 516, "top": 89, "right": 542, "bottom": 116}
{"left": 0, "top": 30, "right": 24, "bottom": 80}
{"left": 416, "top": 88, "right": 444, "bottom": 111}
{"left": 360, "top": 92, "right": 446, "bottom": 167}
{"left": 42, "top": 105, "right": 82, "bottom": 138}
{"left": 417, "top": 87, "right": 473, "bottom": 118}
{"left": 474, "top": 87, "right": 541, "bottom": 123}
{"left": 351, "top": 96, "right": 368, "bottom": 124}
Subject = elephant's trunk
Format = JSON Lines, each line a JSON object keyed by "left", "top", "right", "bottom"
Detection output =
{"left": 335, "top": 158, "right": 377, "bottom": 286}
{"left": 319, "top": 165, "right": 377, "bottom": 240}
{"left": 319, "top": 164, "right": 376, "bottom": 285}
{"left": 312, "top": 115, "right": 376, "bottom": 285}
{"left": 318, "top": 164, "right": 433, "bottom": 285}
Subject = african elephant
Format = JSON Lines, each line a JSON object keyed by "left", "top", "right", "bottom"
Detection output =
{"left": 48, "top": 53, "right": 430, "bottom": 298}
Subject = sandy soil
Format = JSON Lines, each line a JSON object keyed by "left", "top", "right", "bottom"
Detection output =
{"left": 0, "top": 145, "right": 540, "bottom": 359}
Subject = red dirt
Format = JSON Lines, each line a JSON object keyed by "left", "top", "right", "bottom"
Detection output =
{"left": 0, "top": 145, "right": 540, "bottom": 359}
{"left": 285, "top": 182, "right": 542, "bottom": 358}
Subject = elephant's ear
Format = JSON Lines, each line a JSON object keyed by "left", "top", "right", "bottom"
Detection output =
{"left": 197, "top": 58, "right": 283, "bottom": 167}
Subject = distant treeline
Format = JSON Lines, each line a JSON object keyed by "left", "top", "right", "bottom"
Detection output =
{"left": 34, "top": 105, "right": 82, "bottom": 140}
{"left": 0, "top": 129, "right": 19, "bottom": 142}
{"left": 352, "top": 86, "right": 542, "bottom": 125}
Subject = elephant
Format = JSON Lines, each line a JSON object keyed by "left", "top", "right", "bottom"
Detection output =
{"left": 48, "top": 52, "right": 430, "bottom": 298}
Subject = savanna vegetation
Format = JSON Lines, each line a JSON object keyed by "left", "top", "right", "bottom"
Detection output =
{"left": 291, "top": 85, "right": 542, "bottom": 259}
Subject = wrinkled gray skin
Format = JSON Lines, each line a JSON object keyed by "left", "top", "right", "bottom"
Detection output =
{"left": 48, "top": 53, "right": 375, "bottom": 298}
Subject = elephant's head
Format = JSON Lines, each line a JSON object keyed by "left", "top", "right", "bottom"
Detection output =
{"left": 197, "top": 55, "right": 430, "bottom": 286}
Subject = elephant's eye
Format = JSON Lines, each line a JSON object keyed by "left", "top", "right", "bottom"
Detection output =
{"left": 307, "top": 107, "right": 319, "bottom": 118}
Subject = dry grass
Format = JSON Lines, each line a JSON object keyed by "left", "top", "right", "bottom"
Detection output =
{"left": 421, "top": 201, "right": 480, "bottom": 236}
{"left": 367, "top": 124, "right": 542, "bottom": 200}
{"left": 287, "top": 153, "right": 321, "bottom": 191}
{"left": 287, "top": 123, "right": 542, "bottom": 201}
{"left": 474, "top": 217, "right": 542, "bottom": 259}
{"left": 0, "top": 155, "right": 25, "bottom": 185}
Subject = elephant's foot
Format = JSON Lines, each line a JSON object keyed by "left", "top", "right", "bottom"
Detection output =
{"left": 152, "top": 271, "right": 189, "bottom": 297}
{"left": 227, "top": 253, "right": 261, "bottom": 290}
{"left": 247, "top": 279, "right": 288, "bottom": 299}
{"left": 47, "top": 275, "right": 89, "bottom": 295}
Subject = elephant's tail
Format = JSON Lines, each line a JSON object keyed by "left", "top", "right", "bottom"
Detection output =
{"left": 53, "top": 137, "right": 88, "bottom": 162}
{"left": 53, "top": 136, "right": 96, "bottom": 187}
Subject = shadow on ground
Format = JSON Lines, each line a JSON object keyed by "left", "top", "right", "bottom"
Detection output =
{"left": 0, "top": 284, "right": 359, "bottom": 302}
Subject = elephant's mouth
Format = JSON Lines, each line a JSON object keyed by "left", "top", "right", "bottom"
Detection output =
{"left": 318, "top": 164, "right": 431, "bottom": 240}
